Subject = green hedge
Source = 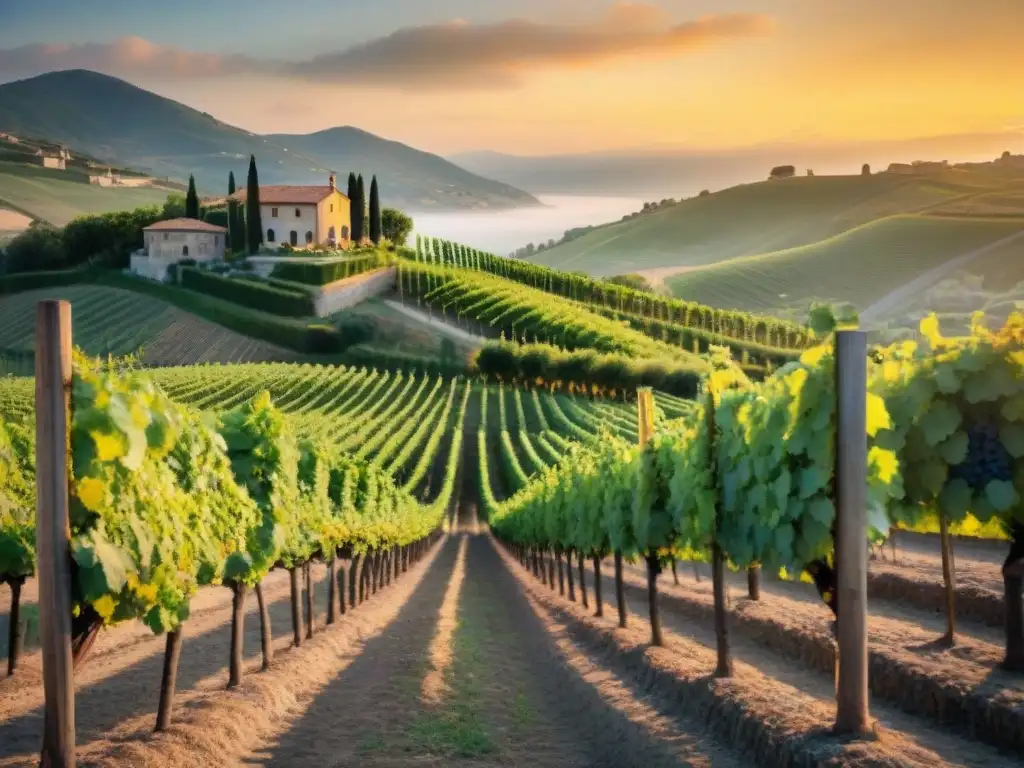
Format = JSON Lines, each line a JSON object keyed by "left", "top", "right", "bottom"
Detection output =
{"left": 271, "top": 252, "right": 390, "bottom": 286}
{"left": 181, "top": 268, "right": 314, "bottom": 317}
{"left": 0, "top": 268, "right": 99, "bottom": 295}
{"left": 97, "top": 273, "right": 341, "bottom": 354}
{"left": 474, "top": 340, "right": 702, "bottom": 399}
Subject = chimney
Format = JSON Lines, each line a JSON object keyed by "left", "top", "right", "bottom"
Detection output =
{"left": 328, "top": 174, "right": 335, "bottom": 190}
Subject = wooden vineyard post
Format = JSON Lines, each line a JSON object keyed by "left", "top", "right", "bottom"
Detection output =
{"left": 304, "top": 562, "right": 314, "bottom": 639}
{"left": 36, "top": 300, "right": 75, "bottom": 768}
{"left": 228, "top": 583, "right": 247, "bottom": 688}
{"left": 289, "top": 568, "right": 303, "bottom": 647}
{"left": 6, "top": 576, "right": 25, "bottom": 675}
{"left": 939, "top": 514, "right": 957, "bottom": 646}
{"left": 614, "top": 552, "right": 628, "bottom": 628}
{"left": 255, "top": 582, "right": 273, "bottom": 670}
{"left": 155, "top": 628, "right": 184, "bottom": 731}
{"left": 592, "top": 555, "right": 604, "bottom": 617}
{"left": 747, "top": 565, "right": 761, "bottom": 601}
{"left": 834, "top": 330, "right": 870, "bottom": 736}
{"left": 638, "top": 389, "right": 663, "bottom": 647}
{"left": 706, "top": 390, "right": 733, "bottom": 678}
{"left": 327, "top": 556, "right": 338, "bottom": 625}
{"left": 578, "top": 550, "right": 589, "bottom": 610}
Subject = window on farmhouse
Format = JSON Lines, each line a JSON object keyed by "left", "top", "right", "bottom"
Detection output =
{"left": 271, "top": 207, "right": 278, "bottom": 218}
{"left": 182, "top": 245, "right": 189, "bottom": 256}
{"left": 295, "top": 208, "right": 301, "bottom": 218}
{"left": 305, "top": 231, "right": 313, "bottom": 244}
{"left": 214, "top": 235, "right": 219, "bottom": 245}
{"left": 330, "top": 204, "right": 333, "bottom": 212}
{"left": 267, "top": 229, "right": 276, "bottom": 242}
{"left": 163, "top": 233, "right": 169, "bottom": 240}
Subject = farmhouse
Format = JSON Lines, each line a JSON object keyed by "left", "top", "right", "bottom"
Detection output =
{"left": 39, "top": 154, "right": 65, "bottom": 170}
{"left": 130, "top": 218, "right": 227, "bottom": 281}
{"left": 229, "top": 175, "right": 351, "bottom": 250}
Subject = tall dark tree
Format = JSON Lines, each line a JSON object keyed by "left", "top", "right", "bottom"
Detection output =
{"left": 227, "top": 171, "right": 239, "bottom": 250}
{"left": 347, "top": 172, "right": 358, "bottom": 242}
{"left": 353, "top": 174, "right": 366, "bottom": 243}
{"left": 368, "top": 176, "right": 382, "bottom": 244}
{"left": 185, "top": 175, "right": 199, "bottom": 219}
{"left": 246, "top": 155, "right": 263, "bottom": 255}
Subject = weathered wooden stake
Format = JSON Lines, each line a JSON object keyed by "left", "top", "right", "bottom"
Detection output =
{"left": 304, "top": 562, "right": 315, "bottom": 639}
{"left": 566, "top": 550, "right": 576, "bottom": 601}
{"left": 155, "top": 628, "right": 184, "bottom": 731}
{"left": 289, "top": 568, "right": 303, "bottom": 647}
{"left": 592, "top": 555, "right": 604, "bottom": 617}
{"left": 939, "top": 514, "right": 957, "bottom": 646}
{"left": 36, "top": 300, "right": 75, "bottom": 768}
{"left": 556, "top": 551, "right": 565, "bottom": 595}
{"left": 614, "top": 552, "right": 628, "bottom": 628}
{"left": 228, "top": 583, "right": 247, "bottom": 688}
{"left": 747, "top": 565, "right": 761, "bottom": 601}
{"left": 6, "top": 577, "right": 24, "bottom": 675}
{"left": 578, "top": 550, "right": 589, "bottom": 610}
{"left": 327, "top": 556, "right": 338, "bottom": 625}
{"left": 255, "top": 581, "right": 273, "bottom": 670}
{"left": 834, "top": 330, "right": 870, "bottom": 736}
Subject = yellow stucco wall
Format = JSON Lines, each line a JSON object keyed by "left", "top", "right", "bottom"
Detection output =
{"left": 317, "top": 190, "right": 352, "bottom": 246}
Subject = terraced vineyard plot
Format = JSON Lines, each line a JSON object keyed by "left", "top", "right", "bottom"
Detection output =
{"left": 0, "top": 286, "right": 301, "bottom": 365}
{"left": 669, "top": 214, "right": 1024, "bottom": 315}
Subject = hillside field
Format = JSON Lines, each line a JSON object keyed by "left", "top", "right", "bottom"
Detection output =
{"left": 528, "top": 171, "right": 1022, "bottom": 277}
{"left": 666, "top": 214, "right": 1024, "bottom": 317}
{"left": 0, "top": 162, "right": 172, "bottom": 226}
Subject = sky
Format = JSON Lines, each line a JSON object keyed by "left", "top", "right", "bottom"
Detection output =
{"left": 0, "top": 0, "right": 1022, "bottom": 156}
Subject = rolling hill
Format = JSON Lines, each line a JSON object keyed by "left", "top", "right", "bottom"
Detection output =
{"left": 0, "top": 70, "right": 538, "bottom": 210}
{"left": 0, "top": 161, "right": 173, "bottom": 226}
{"left": 667, "top": 214, "right": 1024, "bottom": 318}
{"left": 527, "top": 171, "right": 1024, "bottom": 279}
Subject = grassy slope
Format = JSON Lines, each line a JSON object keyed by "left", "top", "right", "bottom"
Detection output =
{"left": 0, "top": 162, "right": 172, "bottom": 226}
{"left": 667, "top": 214, "right": 1024, "bottom": 315}
{"left": 529, "top": 171, "right": 1014, "bottom": 277}
{"left": 0, "top": 285, "right": 303, "bottom": 365}
{"left": 1, "top": 284, "right": 481, "bottom": 368}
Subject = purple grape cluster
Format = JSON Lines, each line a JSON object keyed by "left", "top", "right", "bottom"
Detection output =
{"left": 949, "top": 423, "right": 1013, "bottom": 489}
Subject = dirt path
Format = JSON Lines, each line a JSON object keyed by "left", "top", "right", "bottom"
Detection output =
{"left": 382, "top": 299, "right": 486, "bottom": 346}
{"left": 251, "top": 534, "right": 743, "bottom": 767}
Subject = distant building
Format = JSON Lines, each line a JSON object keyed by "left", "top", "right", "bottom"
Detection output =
{"left": 886, "top": 163, "right": 915, "bottom": 175}
{"left": 89, "top": 168, "right": 152, "bottom": 188}
{"left": 40, "top": 155, "right": 65, "bottom": 170}
{"left": 0, "top": 132, "right": 18, "bottom": 144}
{"left": 88, "top": 168, "right": 115, "bottom": 187}
{"left": 228, "top": 175, "right": 351, "bottom": 249}
{"left": 131, "top": 218, "right": 227, "bottom": 281}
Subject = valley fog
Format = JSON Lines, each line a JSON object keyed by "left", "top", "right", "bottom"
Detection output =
{"left": 409, "top": 194, "right": 646, "bottom": 257}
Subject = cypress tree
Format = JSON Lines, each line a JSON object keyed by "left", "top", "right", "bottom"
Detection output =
{"left": 186, "top": 174, "right": 199, "bottom": 219}
{"left": 353, "top": 174, "right": 366, "bottom": 243}
{"left": 369, "top": 176, "right": 382, "bottom": 244}
{"left": 227, "top": 171, "right": 238, "bottom": 251}
{"left": 246, "top": 155, "right": 263, "bottom": 255}
{"left": 347, "top": 172, "right": 358, "bottom": 242}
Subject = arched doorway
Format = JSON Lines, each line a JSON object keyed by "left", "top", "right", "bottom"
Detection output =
{"left": 305, "top": 230, "right": 313, "bottom": 244}
{"left": 267, "top": 229, "right": 276, "bottom": 243}
{"left": 290, "top": 230, "right": 298, "bottom": 246}
{"left": 341, "top": 225, "right": 350, "bottom": 241}
{"left": 181, "top": 245, "right": 189, "bottom": 256}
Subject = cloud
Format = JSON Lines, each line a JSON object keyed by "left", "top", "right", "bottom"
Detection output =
{"left": 0, "top": 4, "right": 774, "bottom": 90}
{"left": 0, "top": 37, "right": 266, "bottom": 80}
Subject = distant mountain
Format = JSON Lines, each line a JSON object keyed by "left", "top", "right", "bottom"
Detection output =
{"left": 451, "top": 132, "right": 1024, "bottom": 198}
{"left": 0, "top": 70, "right": 539, "bottom": 210}
{"left": 265, "top": 127, "right": 538, "bottom": 211}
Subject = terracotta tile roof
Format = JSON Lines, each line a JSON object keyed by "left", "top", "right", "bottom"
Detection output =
{"left": 228, "top": 185, "right": 348, "bottom": 205}
{"left": 144, "top": 218, "right": 227, "bottom": 233}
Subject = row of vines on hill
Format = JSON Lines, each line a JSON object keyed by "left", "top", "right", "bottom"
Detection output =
{"left": 0, "top": 349, "right": 459, "bottom": 730}
{"left": 489, "top": 312, "right": 1024, "bottom": 673}
{"left": 397, "top": 262, "right": 709, "bottom": 398}
{"left": 410, "top": 235, "right": 810, "bottom": 351}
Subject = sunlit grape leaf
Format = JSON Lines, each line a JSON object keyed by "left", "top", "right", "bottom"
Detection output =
{"left": 73, "top": 533, "right": 133, "bottom": 601}
{"left": 919, "top": 314, "right": 943, "bottom": 347}
{"left": 865, "top": 393, "right": 891, "bottom": 437}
